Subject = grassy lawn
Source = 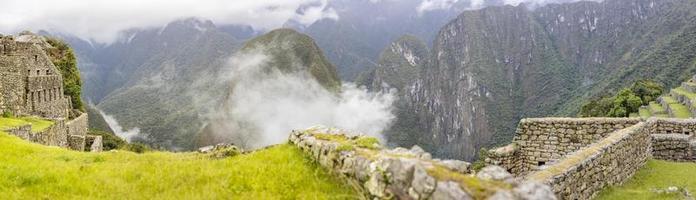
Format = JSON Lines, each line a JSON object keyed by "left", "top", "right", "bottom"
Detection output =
{"left": 668, "top": 103, "right": 692, "bottom": 118}
{"left": 0, "top": 117, "right": 54, "bottom": 132}
{"left": 0, "top": 132, "right": 358, "bottom": 199}
{"left": 672, "top": 87, "right": 696, "bottom": 99}
{"left": 597, "top": 160, "right": 696, "bottom": 200}
{"left": 648, "top": 102, "right": 667, "bottom": 115}
{"left": 638, "top": 108, "right": 651, "bottom": 118}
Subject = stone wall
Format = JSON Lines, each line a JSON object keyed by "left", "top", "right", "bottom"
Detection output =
{"left": 526, "top": 123, "right": 651, "bottom": 200}
{"left": 487, "top": 118, "right": 641, "bottom": 175}
{"left": 0, "top": 33, "right": 69, "bottom": 118}
{"left": 66, "top": 113, "right": 88, "bottom": 137}
{"left": 3, "top": 112, "right": 98, "bottom": 151}
{"left": 35, "top": 119, "right": 69, "bottom": 147}
{"left": 86, "top": 135, "right": 103, "bottom": 152}
{"left": 289, "top": 127, "right": 556, "bottom": 200}
{"left": 651, "top": 134, "right": 693, "bottom": 161}
{"left": 645, "top": 118, "right": 696, "bottom": 161}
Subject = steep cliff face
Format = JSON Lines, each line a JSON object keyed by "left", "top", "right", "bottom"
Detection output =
{"left": 385, "top": 0, "right": 696, "bottom": 160}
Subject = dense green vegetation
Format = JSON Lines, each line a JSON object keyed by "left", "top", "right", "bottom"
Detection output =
{"left": 0, "top": 132, "right": 358, "bottom": 199}
{"left": 241, "top": 28, "right": 341, "bottom": 92}
{"left": 45, "top": 37, "right": 84, "bottom": 112}
{"left": 597, "top": 160, "right": 696, "bottom": 200}
{"left": 580, "top": 80, "right": 663, "bottom": 117}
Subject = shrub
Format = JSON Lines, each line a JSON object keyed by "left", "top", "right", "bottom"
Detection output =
{"left": 2, "top": 111, "right": 13, "bottom": 118}
{"left": 122, "top": 143, "right": 150, "bottom": 154}
{"left": 45, "top": 37, "right": 84, "bottom": 112}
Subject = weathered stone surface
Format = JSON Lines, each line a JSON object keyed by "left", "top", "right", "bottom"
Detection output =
{"left": 289, "top": 128, "right": 555, "bottom": 200}
{"left": 430, "top": 181, "right": 471, "bottom": 200}
{"left": 512, "top": 181, "right": 557, "bottom": 200}
{"left": 0, "top": 33, "right": 71, "bottom": 118}
{"left": 476, "top": 166, "right": 514, "bottom": 183}
{"left": 0, "top": 33, "right": 99, "bottom": 152}
{"left": 409, "top": 164, "right": 436, "bottom": 199}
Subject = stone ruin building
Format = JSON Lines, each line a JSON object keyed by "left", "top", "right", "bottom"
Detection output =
{"left": 486, "top": 117, "right": 696, "bottom": 199}
{"left": 0, "top": 32, "right": 102, "bottom": 152}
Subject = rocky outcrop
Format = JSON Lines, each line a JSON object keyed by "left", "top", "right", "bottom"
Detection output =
{"left": 289, "top": 127, "right": 556, "bottom": 200}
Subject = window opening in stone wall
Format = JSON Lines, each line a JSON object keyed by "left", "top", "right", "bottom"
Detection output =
{"left": 36, "top": 70, "right": 40, "bottom": 75}
{"left": 27, "top": 70, "right": 31, "bottom": 75}
{"left": 685, "top": 132, "right": 691, "bottom": 136}
{"left": 667, "top": 130, "right": 672, "bottom": 134}
{"left": 538, "top": 161, "right": 546, "bottom": 166}
{"left": 46, "top": 70, "right": 50, "bottom": 75}
{"left": 34, "top": 55, "right": 37, "bottom": 62}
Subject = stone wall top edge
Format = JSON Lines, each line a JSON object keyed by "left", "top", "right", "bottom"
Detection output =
{"left": 521, "top": 117, "right": 642, "bottom": 123}
{"left": 651, "top": 133, "right": 691, "bottom": 140}
{"left": 646, "top": 117, "right": 696, "bottom": 124}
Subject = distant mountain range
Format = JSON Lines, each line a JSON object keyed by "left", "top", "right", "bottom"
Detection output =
{"left": 48, "top": 0, "right": 696, "bottom": 160}
{"left": 365, "top": 0, "right": 696, "bottom": 160}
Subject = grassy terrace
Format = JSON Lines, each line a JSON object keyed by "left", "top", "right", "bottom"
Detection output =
{"left": 648, "top": 102, "right": 667, "bottom": 115}
{"left": 0, "top": 132, "right": 357, "bottom": 199}
{"left": 668, "top": 103, "right": 692, "bottom": 118}
{"left": 638, "top": 108, "right": 651, "bottom": 118}
{"left": 0, "top": 117, "right": 54, "bottom": 132}
{"left": 598, "top": 160, "right": 696, "bottom": 200}
{"left": 672, "top": 87, "right": 696, "bottom": 100}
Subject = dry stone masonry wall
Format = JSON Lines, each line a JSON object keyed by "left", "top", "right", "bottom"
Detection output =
{"left": 487, "top": 117, "right": 696, "bottom": 199}
{"left": 3, "top": 113, "right": 100, "bottom": 152}
{"left": 0, "top": 33, "right": 70, "bottom": 118}
{"left": 289, "top": 127, "right": 557, "bottom": 200}
{"left": 0, "top": 32, "right": 101, "bottom": 152}
{"left": 645, "top": 118, "right": 696, "bottom": 161}
{"left": 526, "top": 123, "right": 651, "bottom": 200}
{"left": 486, "top": 118, "right": 641, "bottom": 176}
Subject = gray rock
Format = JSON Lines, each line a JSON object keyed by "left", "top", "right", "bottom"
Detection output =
{"left": 440, "top": 160, "right": 471, "bottom": 174}
{"left": 384, "top": 158, "right": 418, "bottom": 188}
{"left": 409, "top": 164, "right": 436, "bottom": 199}
{"left": 513, "top": 181, "right": 557, "bottom": 200}
{"left": 476, "top": 166, "right": 514, "bottom": 183}
{"left": 365, "top": 162, "right": 389, "bottom": 198}
{"left": 487, "top": 190, "right": 515, "bottom": 200}
{"left": 431, "top": 181, "right": 472, "bottom": 200}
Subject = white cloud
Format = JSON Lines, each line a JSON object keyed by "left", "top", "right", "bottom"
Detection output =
{"left": 201, "top": 49, "right": 396, "bottom": 149}
{"left": 417, "top": 0, "right": 460, "bottom": 15}
{"left": 0, "top": 0, "right": 338, "bottom": 43}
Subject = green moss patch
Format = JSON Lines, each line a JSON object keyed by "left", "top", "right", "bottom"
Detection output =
{"left": 426, "top": 165, "right": 511, "bottom": 199}
{"left": 312, "top": 133, "right": 381, "bottom": 151}
{"left": 0, "top": 132, "right": 358, "bottom": 199}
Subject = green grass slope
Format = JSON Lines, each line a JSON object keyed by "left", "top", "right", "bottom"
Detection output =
{"left": 0, "top": 117, "right": 54, "bottom": 132}
{"left": 597, "top": 159, "right": 696, "bottom": 200}
{"left": 0, "top": 132, "right": 358, "bottom": 199}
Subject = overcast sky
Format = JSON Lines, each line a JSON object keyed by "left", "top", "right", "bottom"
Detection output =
{"left": 0, "top": 0, "right": 599, "bottom": 43}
